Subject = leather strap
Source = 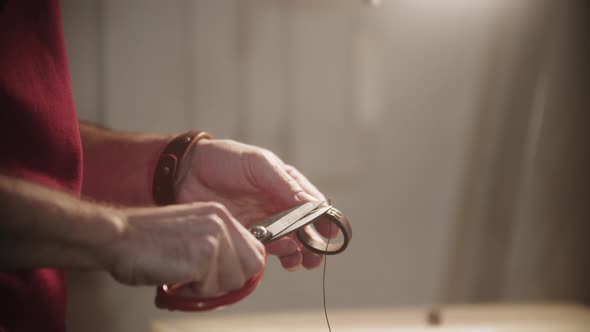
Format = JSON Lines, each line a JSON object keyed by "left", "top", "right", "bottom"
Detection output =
{"left": 152, "top": 130, "right": 211, "bottom": 205}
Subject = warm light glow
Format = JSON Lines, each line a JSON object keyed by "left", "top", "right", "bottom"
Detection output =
{"left": 362, "top": 0, "right": 383, "bottom": 8}
{"left": 398, "top": 0, "right": 509, "bottom": 16}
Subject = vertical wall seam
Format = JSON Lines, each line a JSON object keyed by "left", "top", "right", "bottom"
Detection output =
{"left": 183, "top": 0, "right": 196, "bottom": 131}
{"left": 96, "top": 0, "right": 107, "bottom": 125}
{"left": 235, "top": 0, "right": 249, "bottom": 142}
{"left": 280, "top": 1, "right": 293, "bottom": 164}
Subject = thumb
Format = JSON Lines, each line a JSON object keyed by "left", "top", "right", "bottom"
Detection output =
{"left": 250, "top": 155, "right": 338, "bottom": 238}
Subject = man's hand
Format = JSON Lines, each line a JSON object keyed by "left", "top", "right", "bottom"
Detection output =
{"left": 108, "top": 202, "right": 265, "bottom": 298}
{"left": 175, "top": 139, "right": 330, "bottom": 271}
{"left": 0, "top": 174, "right": 264, "bottom": 298}
{"left": 78, "top": 124, "right": 333, "bottom": 272}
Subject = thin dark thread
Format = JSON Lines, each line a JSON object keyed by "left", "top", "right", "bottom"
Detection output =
{"left": 322, "top": 220, "right": 332, "bottom": 332}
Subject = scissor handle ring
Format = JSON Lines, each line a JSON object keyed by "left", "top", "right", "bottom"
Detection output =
{"left": 155, "top": 205, "right": 352, "bottom": 311}
{"left": 296, "top": 206, "right": 352, "bottom": 255}
{"left": 155, "top": 262, "right": 265, "bottom": 311}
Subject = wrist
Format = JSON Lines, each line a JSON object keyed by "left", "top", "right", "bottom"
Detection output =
{"left": 152, "top": 131, "right": 212, "bottom": 205}
{"left": 85, "top": 205, "right": 128, "bottom": 270}
{"left": 81, "top": 124, "right": 172, "bottom": 206}
{"left": 0, "top": 174, "right": 130, "bottom": 270}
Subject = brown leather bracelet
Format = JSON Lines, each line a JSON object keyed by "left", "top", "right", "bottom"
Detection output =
{"left": 152, "top": 130, "right": 211, "bottom": 205}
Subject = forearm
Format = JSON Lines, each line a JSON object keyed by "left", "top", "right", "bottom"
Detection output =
{"left": 80, "top": 122, "right": 171, "bottom": 206}
{"left": 0, "top": 174, "right": 125, "bottom": 269}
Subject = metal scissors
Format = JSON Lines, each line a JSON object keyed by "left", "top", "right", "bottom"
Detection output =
{"left": 155, "top": 201, "right": 352, "bottom": 311}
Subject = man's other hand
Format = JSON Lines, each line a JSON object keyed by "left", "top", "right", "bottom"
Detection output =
{"left": 175, "top": 139, "right": 336, "bottom": 271}
{"left": 107, "top": 202, "right": 265, "bottom": 298}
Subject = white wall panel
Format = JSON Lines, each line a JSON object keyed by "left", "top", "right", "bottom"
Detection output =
{"left": 103, "top": 0, "right": 188, "bottom": 134}
{"left": 238, "top": 0, "right": 288, "bottom": 153}
{"left": 61, "top": 0, "right": 102, "bottom": 123}
{"left": 286, "top": 0, "right": 363, "bottom": 179}
{"left": 190, "top": 0, "right": 242, "bottom": 138}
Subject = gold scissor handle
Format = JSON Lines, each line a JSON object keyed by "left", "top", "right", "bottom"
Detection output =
{"left": 296, "top": 206, "right": 352, "bottom": 255}
{"left": 249, "top": 205, "right": 352, "bottom": 255}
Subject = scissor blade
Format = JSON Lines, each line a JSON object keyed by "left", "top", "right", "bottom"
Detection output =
{"left": 265, "top": 201, "right": 324, "bottom": 238}
{"left": 272, "top": 205, "right": 332, "bottom": 239}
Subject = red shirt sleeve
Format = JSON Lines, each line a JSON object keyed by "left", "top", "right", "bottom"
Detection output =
{"left": 0, "top": 1, "right": 82, "bottom": 331}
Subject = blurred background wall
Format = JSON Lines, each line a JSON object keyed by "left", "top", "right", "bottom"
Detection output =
{"left": 444, "top": 0, "right": 590, "bottom": 303}
{"left": 59, "top": 1, "right": 589, "bottom": 331}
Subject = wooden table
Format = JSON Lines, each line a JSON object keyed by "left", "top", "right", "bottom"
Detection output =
{"left": 151, "top": 303, "right": 590, "bottom": 332}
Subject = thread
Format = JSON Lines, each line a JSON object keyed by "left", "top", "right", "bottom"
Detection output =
{"left": 322, "top": 220, "right": 333, "bottom": 332}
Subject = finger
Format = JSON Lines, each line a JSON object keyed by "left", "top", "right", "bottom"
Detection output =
{"left": 224, "top": 218, "right": 266, "bottom": 279}
{"left": 246, "top": 151, "right": 309, "bottom": 210}
{"left": 204, "top": 203, "right": 265, "bottom": 280}
{"left": 279, "top": 251, "right": 303, "bottom": 271}
{"left": 264, "top": 237, "right": 303, "bottom": 271}
{"left": 172, "top": 233, "right": 223, "bottom": 298}
{"left": 284, "top": 166, "right": 338, "bottom": 238}
{"left": 216, "top": 224, "right": 248, "bottom": 295}
{"left": 264, "top": 237, "right": 298, "bottom": 257}
{"left": 310, "top": 215, "right": 340, "bottom": 239}
{"left": 301, "top": 246, "right": 323, "bottom": 270}
{"left": 166, "top": 232, "right": 231, "bottom": 299}
{"left": 293, "top": 235, "right": 323, "bottom": 270}
{"left": 169, "top": 235, "right": 220, "bottom": 298}
{"left": 118, "top": 235, "right": 197, "bottom": 286}
{"left": 199, "top": 217, "right": 232, "bottom": 297}
{"left": 125, "top": 202, "right": 215, "bottom": 226}
{"left": 284, "top": 165, "right": 326, "bottom": 202}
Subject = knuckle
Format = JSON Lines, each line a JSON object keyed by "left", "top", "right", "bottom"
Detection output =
{"left": 286, "top": 177, "right": 301, "bottom": 189}
{"left": 253, "top": 240, "right": 266, "bottom": 256}
{"left": 205, "top": 202, "right": 230, "bottom": 218}
{"left": 249, "top": 255, "right": 265, "bottom": 277}
{"left": 242, "top": 249, "right": 265, "bottom": 278}
{"left": 204, "top": 215, "right": 226, "bottom": 235}
{"left": 186, "top": 201, "right": 205, "bottom": 209}
{"left": 223, "top": 138, "right": 239, "bottom": 145}
{"left": 197, "top": 235, "right": 218, "bottom": 260}
{"left": 262, "top": 149, "right": 282, "bottom": 165}
{"left": 187, "top": 236, "right": 218, "bottom": 281}
{"left": 221, "top": 273, "right": 246, "bottom": 292}
{"left": 259, "top": 148, "right": 274, "bottom": 159}
{"left": 174, "top": 262, "right": 197, "bottom": 284}
{"left": 249, "top": 148, "right": 276, "bottom": 165}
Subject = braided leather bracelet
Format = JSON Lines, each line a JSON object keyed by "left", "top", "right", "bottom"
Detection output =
{"left": 152, "top": 130, "right": 211, "bottom": 206}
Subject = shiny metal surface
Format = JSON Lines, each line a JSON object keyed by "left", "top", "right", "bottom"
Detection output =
{"left": 261, "top": 201, "right": 324, "bottom": 241}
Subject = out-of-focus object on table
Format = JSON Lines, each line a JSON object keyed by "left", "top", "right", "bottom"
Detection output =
{"left": 151, "top": 303, "right": 590, "bottom": 332}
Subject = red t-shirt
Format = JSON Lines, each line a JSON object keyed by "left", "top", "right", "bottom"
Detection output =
{"left": 0, "top": 0, "right": 82, "bottom": 331}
